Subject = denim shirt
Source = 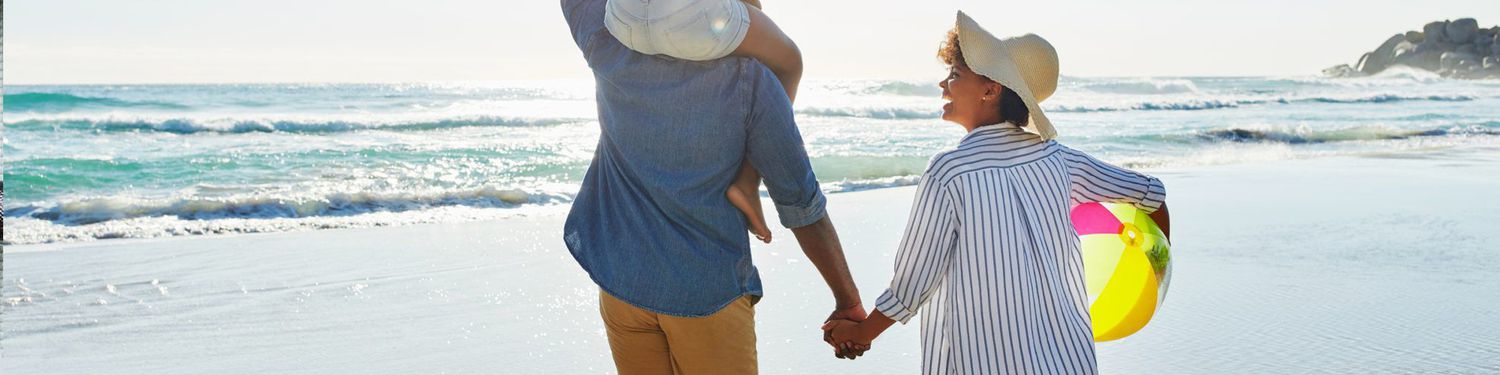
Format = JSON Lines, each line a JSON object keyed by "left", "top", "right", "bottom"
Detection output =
{"left": 561, "top": 0, "right": 828, "bottom": 317}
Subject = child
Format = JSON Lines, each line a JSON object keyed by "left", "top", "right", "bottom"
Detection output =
{"left": 604, "top": 0, "right": 802, "bottom": 243}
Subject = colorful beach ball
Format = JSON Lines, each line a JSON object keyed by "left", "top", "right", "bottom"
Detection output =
{"left": 1070, "top": 202, "right": 1172, "bottom": 342}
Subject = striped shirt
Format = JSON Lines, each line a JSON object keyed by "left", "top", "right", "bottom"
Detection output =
{"left": 873, "top": 124, "right": 1166, "bottom": 375}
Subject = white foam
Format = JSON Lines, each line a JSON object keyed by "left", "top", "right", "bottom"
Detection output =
{"left": 1075, "top": 78, "right": 1201, "bottom": 95}
{"left": 2, "top": 204, "right": 569, "bottom": 246}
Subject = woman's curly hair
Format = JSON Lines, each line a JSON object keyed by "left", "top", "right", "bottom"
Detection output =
{"left": 938, "top": 28, "right": 1030, "bottom": 128}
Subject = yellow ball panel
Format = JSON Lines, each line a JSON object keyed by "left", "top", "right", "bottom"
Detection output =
{"left": 1079, "top": 235, "right": 1126, "bottom": 303}
{"left": 1089, "top": 245, "right": 1160, "bottom": 342}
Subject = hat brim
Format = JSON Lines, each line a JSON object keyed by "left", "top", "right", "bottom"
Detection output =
{"left": 956, "top": 11, "right": 1057, "bottom": 139}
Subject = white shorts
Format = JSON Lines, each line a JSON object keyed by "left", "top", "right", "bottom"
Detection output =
{"left": 604, "top": 0, "right": 752, "bottom": 61}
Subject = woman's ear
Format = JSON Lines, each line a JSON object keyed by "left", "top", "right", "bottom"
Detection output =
{"left": 983, "top": 82, "right": 1003, "bottom": 102}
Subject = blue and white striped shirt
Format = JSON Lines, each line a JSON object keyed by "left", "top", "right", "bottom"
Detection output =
{"left": 874, "top": 124, "right": 1166, "bottom": 375}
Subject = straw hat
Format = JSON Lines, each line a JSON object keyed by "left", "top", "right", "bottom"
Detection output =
{"left": 955, "top": 11, "right": 1059, "bottom": 139}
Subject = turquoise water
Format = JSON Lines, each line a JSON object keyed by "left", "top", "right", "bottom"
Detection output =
{"left": 5, "top": 68, "right": 1500, "bottom": 243}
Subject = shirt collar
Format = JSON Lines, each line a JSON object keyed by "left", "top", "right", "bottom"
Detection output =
{"left": 960, "top": 122, "right": 1033, "bottom": 144}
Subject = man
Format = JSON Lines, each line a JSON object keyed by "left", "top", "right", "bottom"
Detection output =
{"left": 560, "top": 0, "right": 864, "bottom": 373}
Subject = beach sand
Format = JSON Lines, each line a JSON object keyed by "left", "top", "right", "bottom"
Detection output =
{"left": 4, "top": 145, "right": 1500, "bottom": 374}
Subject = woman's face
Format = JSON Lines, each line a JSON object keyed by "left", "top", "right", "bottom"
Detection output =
{"left": 938, "top": 62, "right": 1001, "bottom": 129}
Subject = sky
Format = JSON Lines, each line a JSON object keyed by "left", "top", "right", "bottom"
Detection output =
{"left": 4, "top": 0, "right": 1499, "bottom": 84}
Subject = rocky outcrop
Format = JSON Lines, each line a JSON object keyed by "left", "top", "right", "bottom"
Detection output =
{"left": 1324, "top": 18, "right": 1500, "bottom": 79}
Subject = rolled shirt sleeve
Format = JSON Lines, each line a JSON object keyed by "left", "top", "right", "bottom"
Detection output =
{"left": 560, "top": 0, "right": 603, "bottom": 50}
{"left": 1060, "top": 145, "right": 1166, "bottom": 213}
{"left": 743, "top": 67, "right": 827, "bottom": 228}
{"left": 874, "top": 162, "right": 959, "bottom": 324}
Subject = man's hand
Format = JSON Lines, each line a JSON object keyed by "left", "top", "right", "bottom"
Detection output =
{"left": 823, "top": 319, "right": 872, "bottom": 357}
{"left": 822, "top": 303, "right": 869, "bottom": 359}
{"left": 825, "top": 303, "right": 868, "bottom": 325}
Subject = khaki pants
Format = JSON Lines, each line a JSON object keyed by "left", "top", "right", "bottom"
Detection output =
{"left": 599, "top": 290, "right": 757, "bottom": 375}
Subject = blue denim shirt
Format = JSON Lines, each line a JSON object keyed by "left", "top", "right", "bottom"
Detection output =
{"left": 561, "top": 0, "right": 828, "bottom": 317}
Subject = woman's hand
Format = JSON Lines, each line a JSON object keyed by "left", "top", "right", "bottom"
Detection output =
{"left": 822, "top": 319, "right": 872, "bottom": 358}
{"left": 1149, "top": 202, "right": 1170, "bottom": 240}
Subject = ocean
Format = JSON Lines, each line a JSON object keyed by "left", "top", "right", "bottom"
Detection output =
{"left": 5, "top": 69, "right": 1500, "bottom": 374}
{"left": 5, "top": 67, "right": 1499, "bottom": 244}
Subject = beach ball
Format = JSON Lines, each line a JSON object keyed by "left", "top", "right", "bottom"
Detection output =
{"left": 1071, "top": 202, "right": 1172, "bottom": 342}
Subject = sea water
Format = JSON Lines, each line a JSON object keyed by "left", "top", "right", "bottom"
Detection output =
{"left": 5, "top": 67, "right": 1499, "bottom": 244}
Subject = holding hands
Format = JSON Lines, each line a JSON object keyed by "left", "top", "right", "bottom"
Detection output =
{"left": 821, "top": 303, "right": 878, "bottom": 359}
{"left": 823, "top": 319, "right": 872, "bottom": 357}
{"left": 821, "top": 306, "right": 897, "bottom": 360}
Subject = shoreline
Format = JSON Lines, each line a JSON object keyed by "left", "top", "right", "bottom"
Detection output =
{"left": 7, "top": 140, "right": 1500, "bottom": 250}
{"left": 4, "top": 144, "right": 1500, "bottom": 373}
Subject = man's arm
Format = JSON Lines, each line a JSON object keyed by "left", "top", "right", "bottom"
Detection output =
{"left": 560, "top": 0, "right": 605, "bottom": 51}
{"left": 791, "top": 215, "right": 862, "bottom": 312}
{"left": 792, "top": 215, "right": 868, "bottom": 360}
{"left": 740, "top": 62, "right": 866, "bottom": 356}
{"left": 743, "top": 72, "right": 857, "bottom": 310}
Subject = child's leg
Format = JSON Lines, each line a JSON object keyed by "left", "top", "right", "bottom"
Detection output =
{"left": 726, "top": 158, "right": 772, "bottom": 243}
{"left": 727, "top": 2, "right": 793, "bottom": 244}
{"left": 732, "top": 4, "right": 802, "bottom": 103}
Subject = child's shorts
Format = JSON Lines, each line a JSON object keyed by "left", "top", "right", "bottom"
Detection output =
{"left": 604, "top": 0, "right": 752, "bottom": 61}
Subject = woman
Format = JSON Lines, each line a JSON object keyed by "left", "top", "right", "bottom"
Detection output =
{"left": 824, "top": 11, "right": 1170, "bottom": 374}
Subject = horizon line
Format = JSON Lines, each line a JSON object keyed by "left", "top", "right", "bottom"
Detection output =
{"left": 1, "top": 74, "right": 1330, "bottom": 86}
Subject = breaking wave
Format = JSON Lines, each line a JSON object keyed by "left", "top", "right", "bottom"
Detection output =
{"left": 1075, "top": 79, "right": 1201, "bottom": 95}
{"left": 6, "top": 93, "right": 192, "bottom": 112}
{"left": 1193, "top": 123, "right": 1500, "bottom": 144}
{"left": 5, "top": 187, "right": 576, "bottom": 227}
{"left": 5, "top": 116, "right": 586, "bottom": 134}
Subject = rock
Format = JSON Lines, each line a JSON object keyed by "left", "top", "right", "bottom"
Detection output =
{"left": 1334, "top": 18, "right": 1500, "bottom": 79}
{"left": 1405, "top": 31, "right": 1425, "bottom": 43}
{"left": 1322, "top": 64, "right": 1362, "bottom": 77}
{"left": 1414, "top": 40, "right": 1438, "bottom": 54}
{"left": 1394, "top": 50, "right": 1442, "bottom": 71}
{"left": 1440, "top": 51, "right": 1479, "bottom": 72}
{"left": 1447, "top": 18, "right": 1480, "bottom": 43}
{"left": 1393, "top": 41, "right": 1417, "bottom": 58}
{"left": 1395, "top": 41, "right": 1444, "bottom": 71}
{"left": 1425, "top": 21, "right": 1449, "bottom": 42}
{"left": 1355, "top": 53, "right": 1378, "bottom": 74}
{"left": 1357, "top": 34, "right": 1406, "bottom": 74}
{"left": 1476, "top": 34, "right": 1495, "bottom": 48}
